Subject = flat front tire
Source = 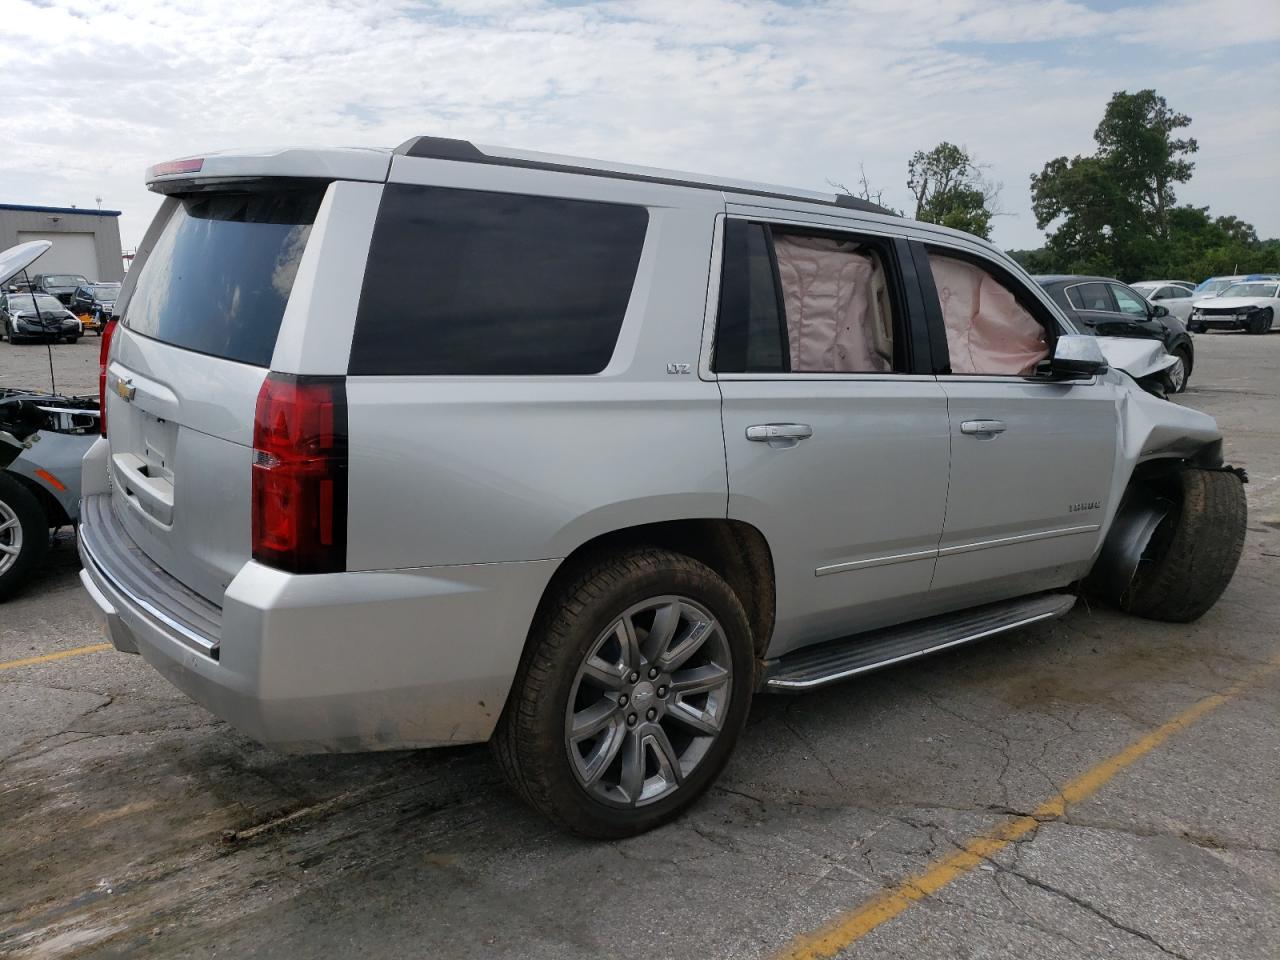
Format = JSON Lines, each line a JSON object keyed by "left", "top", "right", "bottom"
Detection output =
{"left": 493, "top": 548, "right": 754, "bottom": 838}
{"left": 1120, "top": 468, "right": 1247, "bottom": 623}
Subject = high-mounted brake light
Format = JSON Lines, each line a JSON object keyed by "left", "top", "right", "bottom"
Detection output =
{"left": 98, "top": 317, "right": 118, "bottom": 437}
{"left": 251, "top": 374, "right": 347, "bottom": 574}
{"left": 152, "top": 157, "right": 204, "bottom": 176}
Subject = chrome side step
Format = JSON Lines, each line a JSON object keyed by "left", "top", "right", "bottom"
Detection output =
{"left": 764, "top": 593, "right": 1076, "bottom": 691}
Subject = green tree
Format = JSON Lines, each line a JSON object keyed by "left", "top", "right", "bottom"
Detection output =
{"left": 1092, "top": 89, "right": 1197, "bottom": 239}
{"left": 907, "top": 142, "right": 998, "bottom": 239}
{"left": 1031, "top": 90, "right": 1198, "bottom": 277}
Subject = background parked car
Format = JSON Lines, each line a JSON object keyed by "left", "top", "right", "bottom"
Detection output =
{"left": 1036, "top": 275, "right": 1194, "bottom": 392}
{"left": 69, "top": 282, "right": 120, "bottom": 316}
{"left": 69, "top": 282, "right": 120, "bottom": 334}
{"left": 1189, "top": 280, "right": 1280, "bottom": 334}
{"left": 30, "top": 273, "right": 88, "bottom": 305}
{"left": 1168, "top": 280, "right": 1197, "bottom": 291}
{"left": 1192, "top": 273, "right": 1280, "bottom": 300}
{"left": 0, "top": 292, "right": 82, "bottom": 344}
{"left": 1131, "top": 281, "right": 1196, "bottom": 322}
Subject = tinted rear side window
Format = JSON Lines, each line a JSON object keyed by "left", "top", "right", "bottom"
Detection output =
{"left": 1066, "top": 282, "right": 1112, "bottom": 312}
{"left": 350, "top": 184, "right": 648, "bottom": 376}
{"left": 124, "top": 187, "right": 323, "bottom": 366}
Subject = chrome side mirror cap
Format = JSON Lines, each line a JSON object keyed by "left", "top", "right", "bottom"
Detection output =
{"left": 1049, "top": 335, "right": 1109, "bottom": 377}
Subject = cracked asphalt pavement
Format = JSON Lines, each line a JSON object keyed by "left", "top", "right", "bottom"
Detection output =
{"left": 1, "top": 333, "right": 1278, "bottom": 959}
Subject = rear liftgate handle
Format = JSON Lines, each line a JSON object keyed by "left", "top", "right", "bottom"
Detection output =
{"left": 960, "top": 419, "right": 1007, "bottom": 439}
{"left": 746, "top": 423, "right": 813, "bottom": 449}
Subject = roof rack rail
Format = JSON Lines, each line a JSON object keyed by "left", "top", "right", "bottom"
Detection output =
{"left": 393, "top": 136, "right": 895, "bottom": 217}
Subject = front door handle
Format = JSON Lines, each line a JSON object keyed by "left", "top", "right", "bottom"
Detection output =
{"left": 746, "top": 423, "right": 813, "bottom": 448}
{"left": 960, "top": 419, "right": 1007, "bottom": 438}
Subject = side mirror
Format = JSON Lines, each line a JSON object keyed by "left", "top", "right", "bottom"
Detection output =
{"left": 1150, "top": 304, "right": 1169, "bottom": 318}
{"left": 1046, "top": 335, "right": 1109, "bottom": 378}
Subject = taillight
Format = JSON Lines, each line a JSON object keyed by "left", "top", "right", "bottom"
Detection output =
{"left": 98, "top": 318, "right": 118, "bottom": 437}
{"left": 251, "top": 374, "right": 347, "bottom": 574}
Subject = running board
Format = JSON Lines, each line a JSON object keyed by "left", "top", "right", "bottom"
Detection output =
{"left": 764, "top": 593, "right": 1076, "bottom": 691}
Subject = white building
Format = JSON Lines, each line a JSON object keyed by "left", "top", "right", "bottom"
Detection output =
{"left": 0, "top": 203, "right": 124, "bottom": 282}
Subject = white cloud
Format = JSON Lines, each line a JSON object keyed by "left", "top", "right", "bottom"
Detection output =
{"left": 0, "top": 0, "right": 1277, "bottom": 255}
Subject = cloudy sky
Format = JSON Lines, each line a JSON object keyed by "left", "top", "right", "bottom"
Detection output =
{"left": 2, "top": 0, "right": 1277, "bottom": 252}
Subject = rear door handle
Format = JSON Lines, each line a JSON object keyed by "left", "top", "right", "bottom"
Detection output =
{"left": 960, "top": 419, "right": 1007, "bottom": 437}
{"left": 746, "top": 423, "right": 813, "bottom": 447}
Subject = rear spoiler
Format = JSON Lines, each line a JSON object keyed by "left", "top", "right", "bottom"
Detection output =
{"left": 146, "top": 147, "right": 393, "bottom": 194}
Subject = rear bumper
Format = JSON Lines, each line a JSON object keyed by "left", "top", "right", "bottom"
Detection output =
{"left": 78, "top": 495, "right": 558, "bottom": 752}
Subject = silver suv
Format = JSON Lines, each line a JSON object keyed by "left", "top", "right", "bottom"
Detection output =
{"left": 79, "top": 139, "right": 1247, "bottom": 837}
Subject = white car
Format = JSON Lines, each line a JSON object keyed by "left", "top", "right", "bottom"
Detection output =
{"left": 1131, "top": 281, "right": 1195, "bottom": 322}
{"left": 1192, "top": 274, "right": 1279, "bottom": 300}
{"left": 1189, "top": 281, "right": 1280, "bottom": 334}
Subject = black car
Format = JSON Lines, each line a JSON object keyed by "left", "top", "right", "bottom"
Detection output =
{"left": 69, "top": 282, "right": 121, "bottom": 333}
{"left": 30, "top": 273, "right": 89, "bottom": 305}
{"left": 69, "top": 282, "right": 120, "bottom": 315}
{"left": 0, "top": 292, "right": 82, "bottom": 344}
{"left": 1035, "top": 275, "right": 1194, "bottom": 393}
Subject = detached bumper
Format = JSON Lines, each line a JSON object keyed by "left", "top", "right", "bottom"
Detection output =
{"left": 78, "top": 494, "right": 557, "bottom": 752}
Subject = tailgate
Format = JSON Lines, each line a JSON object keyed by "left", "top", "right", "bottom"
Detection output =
{"left": 104, "top": 184, "right": 326, "bottom": 606}
{"left": 105, "top": 333, "right": 265, "bottom": 604}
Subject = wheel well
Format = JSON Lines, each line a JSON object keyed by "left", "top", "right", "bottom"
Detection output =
{"left": 538, "top": 519, "right": 776, "bottom": 661}
{"left": 1087, "top": 456, "right": 1215, "bottom": 602}
{"left": 6, "top": 472, "right": 67, "bottom": 528}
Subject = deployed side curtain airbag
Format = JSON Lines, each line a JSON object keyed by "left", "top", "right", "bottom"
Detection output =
{"left": 929, "top": 254, "right": 1049, "bottom": 376}
{"left": 773, "top": 235, "right": 892, "bottom": 373}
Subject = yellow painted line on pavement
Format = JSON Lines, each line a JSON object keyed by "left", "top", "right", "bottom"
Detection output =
{"left": 776, "top": 650, "right": 1280, "bottom": 960}
{"left": 0, "top": 642, "right": 112, "bottom": 672}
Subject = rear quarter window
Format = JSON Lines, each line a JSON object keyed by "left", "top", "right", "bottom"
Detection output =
{"left": 123, "top": 187, "right": 323, "bottom": 367}
{"left": 349, "top": 184, "right": 648, "bottom": 376}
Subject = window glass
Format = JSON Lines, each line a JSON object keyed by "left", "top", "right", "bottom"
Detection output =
{"left": 1111, "top": 285, "right": 1149, "bottom": 316}
{"left": 1067, "top": 282, "right": 1112, "bottom": 312}
{"left": 350, "top": 185, "right": 648, "bottom": 376}
{"left": 927, "top": 252, "right": 1050, "bottom": 376}
{"left": 1221, "top": 283, "right": 1279, "bottom": 298}
{"left": 714, "top": 224, "right": 897, "bottom": 374}
{"left": 772, "top": 233, "right": 893, "bottom": 373}
{"left": 1162, "top": 286, "right": 1189, "bottom": 299}
{"left": 124, "top": 187, "right": 322, "bottom": 366}
{"left": 713, "top": 222, "right": 786, "bottom": 373}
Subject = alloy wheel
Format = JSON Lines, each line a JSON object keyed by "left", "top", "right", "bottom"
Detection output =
{"left": 565, "top": 595, "right": 733, "bottom": 807}
{"left": 0, "top": 498, "right": 23, "bottom": 577}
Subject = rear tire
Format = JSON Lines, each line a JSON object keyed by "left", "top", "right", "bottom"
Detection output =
{"left": 1119, "top": 468, "right": 1247, "bottom": 623}
{"left": 493, "top": 548, "right": 754, "bottom": 838}
{"left": 0, "top": 473, "right": 49, "bottom": 602}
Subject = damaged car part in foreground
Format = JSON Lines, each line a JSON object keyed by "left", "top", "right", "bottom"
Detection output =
{"left": 78, "top": 140, "right": 1250, "bottom": 837}
{"left": 0, "top": 390, "right": 100, "bottom": 599}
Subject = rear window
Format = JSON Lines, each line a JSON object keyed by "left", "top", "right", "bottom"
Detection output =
{"left": 123, "top": 187, "right": 323, "bottom": 366}
{"left": 350, "top": 184, "right": 648, "bottom": 376}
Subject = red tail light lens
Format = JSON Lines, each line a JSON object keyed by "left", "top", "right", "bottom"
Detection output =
{"left": 98, "top": 318, "right": 118, "bottom": 437}
{"left": 251, "top": 374, "right": 347, "bottom": 574}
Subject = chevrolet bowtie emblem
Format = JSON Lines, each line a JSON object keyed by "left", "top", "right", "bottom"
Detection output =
{"left": 115, "top": 378, "right": 136, "bottom": 402}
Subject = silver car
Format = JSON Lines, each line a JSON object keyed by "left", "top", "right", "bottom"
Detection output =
{"left": 78, "top": 140, "right": 1248, "bottom": 837}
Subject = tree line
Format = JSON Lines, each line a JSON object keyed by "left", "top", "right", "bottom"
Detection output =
{"left": 838, "top": 90, "right": 1278, "bottom": 283}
